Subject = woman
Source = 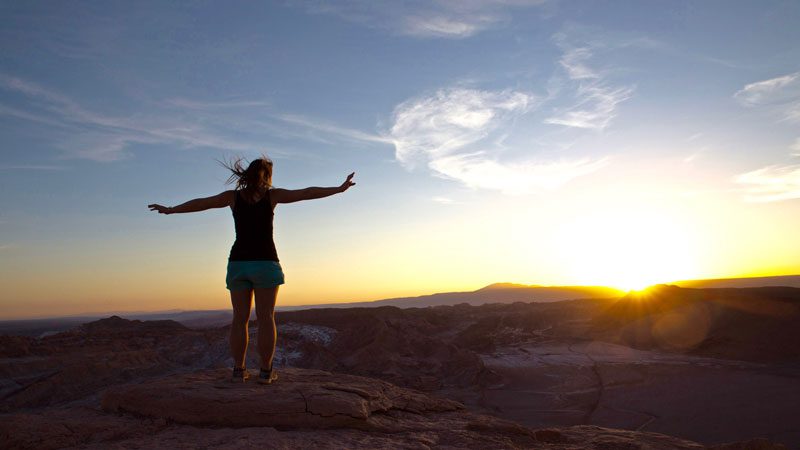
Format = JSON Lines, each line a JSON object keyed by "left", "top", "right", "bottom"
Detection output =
{"left": 148, "top": 157, "right": 355, "bottom": 384}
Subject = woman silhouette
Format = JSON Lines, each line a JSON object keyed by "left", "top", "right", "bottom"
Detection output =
{"left": 149, "top": 157, "right": 355, "bottom": 383}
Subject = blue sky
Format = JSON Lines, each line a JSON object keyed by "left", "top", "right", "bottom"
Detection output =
{"left": 1, "top": 1, "right": 800, "bottom": 318}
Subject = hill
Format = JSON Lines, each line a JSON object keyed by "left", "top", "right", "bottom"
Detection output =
{"left": 672, "top": 274, "right": 800, "bottom": 289}
{"left": 281, "top": 283, "right": 624, "bottom": 311}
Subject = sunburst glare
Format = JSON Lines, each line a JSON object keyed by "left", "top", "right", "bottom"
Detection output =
{"left": 555, "top": 208, "right": 700, "bottom": 291}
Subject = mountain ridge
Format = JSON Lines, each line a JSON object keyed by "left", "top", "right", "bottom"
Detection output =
{"left": 3, "top": 275, "right": 799, "bottom": 334}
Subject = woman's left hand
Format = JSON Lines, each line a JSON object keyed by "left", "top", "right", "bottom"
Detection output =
{"left": 148, "top": 204, "right": 172, "bottom": 214}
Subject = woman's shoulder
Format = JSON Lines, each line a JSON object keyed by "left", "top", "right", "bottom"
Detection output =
{"left": 267, "top": 187, "right": 285, "bottom": 196}
{"left": 222, "top": 189, "right": 237, "bottom": 206}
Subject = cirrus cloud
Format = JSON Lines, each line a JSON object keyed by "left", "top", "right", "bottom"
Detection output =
{"left": 734, "top": 72, "right": 800, "bottom": 106}
{"left": 388, "top": 87, "right": 606, "bottom": 194}
{"left": 544, "top": 31, "right": 635, "bottom": 130}
{"left": 299, "top": 0, "right": 548, "bottom": 39}
{"left": 0, "top": 73, "right": 388, "bottom": 162}
{"left": 734, "top": 71, "right": 800, "bottom": 122}
{"left": 736, "top": 164, "right": 800, "bottom": 202}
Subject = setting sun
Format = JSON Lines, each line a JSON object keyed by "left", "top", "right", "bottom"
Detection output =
{"left": 554, "top": 207, "right": 700, "bottom": 292}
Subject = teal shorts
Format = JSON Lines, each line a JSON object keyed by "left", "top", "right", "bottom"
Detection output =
{"left": 226, "top": 261, "right": 285, "bottom": 291}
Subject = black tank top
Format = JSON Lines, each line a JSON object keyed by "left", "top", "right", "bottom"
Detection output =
{"left": 229, "top": 190, "right": 279, "bottom": 262}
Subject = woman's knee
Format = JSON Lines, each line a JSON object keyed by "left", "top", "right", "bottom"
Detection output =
{"left": 231, "top": 320, "right": 249, "bottom": 333}
{"left": 255, "top": 307, "right": 275, "bottom": 322}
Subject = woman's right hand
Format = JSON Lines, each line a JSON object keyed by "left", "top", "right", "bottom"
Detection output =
{"left": 340, "top": 172, "right": 356, "bottom": 192}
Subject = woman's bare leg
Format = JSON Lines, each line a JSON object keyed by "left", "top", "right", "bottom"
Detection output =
{"left": 230, "top": 289, "right": 253, "bottom": 369}
{"left": 254, "top": 286, "right": 279, "bottom": 370}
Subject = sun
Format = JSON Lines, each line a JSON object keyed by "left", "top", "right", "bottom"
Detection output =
{"left": 554, "top": 208, "right": 699, "bottom": 292}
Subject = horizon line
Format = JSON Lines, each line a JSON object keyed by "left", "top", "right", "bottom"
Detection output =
{"left": 3, "top": 273, "right": 800, "bottom": 322}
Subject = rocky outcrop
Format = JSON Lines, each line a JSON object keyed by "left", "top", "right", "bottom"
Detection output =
{"left": 0, "top": 316, "right": 230, "bottom": 411}
{"left": 101, "top": 367, "right": 463, "bottom": 431}
{"left": 5, "top": 367, "right": 784, "bottom": 450}
{"left": 276, "top": 306, "right": 486, "bottom": 390}
{"left": 592, "top": 285, "right": 800, "bottom": 361}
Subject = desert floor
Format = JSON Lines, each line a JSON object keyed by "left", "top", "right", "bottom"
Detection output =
{"left": 448, "top": 340, "right": 800, "bottom": 447}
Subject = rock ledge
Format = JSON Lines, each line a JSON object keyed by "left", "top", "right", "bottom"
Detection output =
{"left": 102, "top": 367, "right": 462, "bottom": 431}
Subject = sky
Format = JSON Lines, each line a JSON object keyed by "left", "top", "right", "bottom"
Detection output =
{"left": 1, "top": 1, "right": 800, "bottom": 319}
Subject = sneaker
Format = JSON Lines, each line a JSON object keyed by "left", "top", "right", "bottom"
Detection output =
{"left": 231, "top": 367, "right": 250, "bottom": 383}
{"left": 258, "top": 367, "right": 278, "bottom": 385}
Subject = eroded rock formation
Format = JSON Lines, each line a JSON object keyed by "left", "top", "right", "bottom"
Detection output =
{"left": 6, "top": 367, "right": 779, "bottom": 449}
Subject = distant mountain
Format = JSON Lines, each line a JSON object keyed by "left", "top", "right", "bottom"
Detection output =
{"left": 0, "top": 310, "right": 232, "bottom": 337}
{"left": 1, "top": 284, "right": 622, "bottom": 336}
{"left": 280, "top": 284, "right": 624, "bottom": 311}
{"left": 672, "top": 274, "right": 800, "bottom": 289}
{"left": 5, "top": 275, "right": 799, "bottom": 334}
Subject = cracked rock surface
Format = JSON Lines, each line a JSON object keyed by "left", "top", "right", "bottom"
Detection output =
{"left": 101, "top": 367, "right": 462, "bottom": 431}
{"left": 7, "top": 366, "right": 779, "bottom": 450}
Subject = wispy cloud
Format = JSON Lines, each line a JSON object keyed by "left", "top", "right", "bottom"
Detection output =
{"left": 431, "top": 196, "right": 457, "bottom": 205}
{"left": 683, "top": 153, "right": 700, "bottom": 164}
{"left": 299, "top": 0, "right": 547, "bottom": 39}
{"left": 0, "top": 73, "right": 385, "bottom": 162}
{"left": 734, "top": 72, "right": 800, "bottom": 105}
{"left": 544, "top": 85, "right": 633, "bottom": 130}
{"left": 791, "top": 138, "right": 800, "bottom": 157}
{"left": 0, "top": 74, "right": 170, "bottom": 161}
{"left": 391, "top": 88, "right": 533, "bottom": 165}
{"left": 164, "top": 98, "right": 271, "bottom": 110}
{"left": 0, "top": 103, "right": 71, "bottom": 129}
{"left": 734, "top": 71, "right": 800, "bottom": 122}
{"left": 277, "top": 114, "right": 392, "bottom": 145}
{"left": 686, "top": 132, "right": 704, "bottom": 142}
{"left": 403, "top": 15, "right": 483, "bottom": 38}
{"left": 558, "top": 46, "right": 598, "bottom": 80}
{"left": 736, "top": 164, "right": 800, "bottom": 202}
{"left": 388, "top": 87, "right": 605, "bottom": 194}
{"left": 0, "top": 164, "right": 67, "bottom": 170}
{"left": 544, "top": 31, "right": 634, "bottom": 130}
{"left": 429, "top": 154, "right": 607, "bottom": 192}
{"left": 0, "top": 74, "right": 131, "bottom": 135}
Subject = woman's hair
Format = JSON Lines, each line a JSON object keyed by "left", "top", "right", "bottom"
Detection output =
{"left": 221, "top": 156, "right": 273, "bottom": 196}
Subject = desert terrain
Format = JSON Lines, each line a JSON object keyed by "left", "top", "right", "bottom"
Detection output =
{"left": 1, "top": 284, "right": 797, "bottom": 448}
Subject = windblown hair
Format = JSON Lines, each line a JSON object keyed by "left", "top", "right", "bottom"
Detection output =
{"left": 221, "top": 156, "right": 273, "bottom": 198}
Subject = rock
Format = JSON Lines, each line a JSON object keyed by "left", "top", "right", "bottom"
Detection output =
{"left": 592, "top": 286, "right": 800, "bottom": 361}
{"left": 534, "top": 428, "right": 565, "bottom": 443}
{"left": 102, "top": 367, "right": 463, "bottom": 431}
{"left": 0, "top": 317, "right": 230, "bottom": 411}
{"left": 276, "top": 307, "right": 487, "bottom": 390}
{"left": 2, "top": 368, "right": 788, "bottom": 450}
{"left": 557, "top": 425, "right": 705, "bottom": 449}
{"left": 0, "top": 407, "right": 162, "bottom": 450}
{"left": 709, "top": 438, "right": 789, "bottom": 450}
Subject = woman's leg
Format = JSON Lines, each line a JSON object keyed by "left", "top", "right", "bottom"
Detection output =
{"left": 254, "top": 286, "right": 279, "bottom": 370}
{"left": 230, "top": 289, "right": 253, "bottom": 369}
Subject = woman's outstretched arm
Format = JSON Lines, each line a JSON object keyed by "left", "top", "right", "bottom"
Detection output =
{"left": 148, "top": 190, "right": 234, "bottom": 215}
{"left": 271, "top": 172, "right": 355, "bottom": 205}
